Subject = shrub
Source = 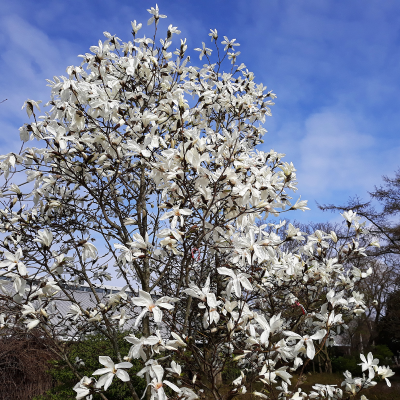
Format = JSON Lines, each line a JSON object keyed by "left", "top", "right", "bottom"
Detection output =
{"left": 34, "top": 333, "right": 145, "bottom": 400}
{"left": 331, "top": 355, "right": 360, "bottom": 375}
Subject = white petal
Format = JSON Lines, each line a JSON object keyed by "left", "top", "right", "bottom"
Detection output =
{"left": 132, "top": 290, "right": 153, "bottom": 306}
{"left": 254, "top": 392, "right": 269, "bottom": 399}
{"left": 99, "top": 356, "right": 114, "bottom": 369}
{"left": 157, "top": 302, "right": 174, "bottom": 310}
{"left": 134, "top": 308, "right": 148, "bottom": 328}
{"left": 310, "top": 329, "right": 326, "bottom": 340}
{"left": 17, "top": 262, "right": 27, "bottom": 276}
{"left": 153, "top": 306, "right": 163, "bottom": 323}
{"left": 103, "top": 373, "right": 115, "bottom": 391}
{"left": 93, "top": 367, "right": 112, "bottom": 376}
{"left": 115, "top": 362, "right": 133, "bottom": 369}
{"left": 233, "top": 278, "right": 241, "bottom": 297}
{"left": 152, "top": 365, "right": 164, "bottom": 382}
{"left": 217, "top": 267, "right": 235, "bottom": 278}
{"left": 116, "top": 369, "right": 130, "bottom": 382}
{"left": 240, "top": 276, "right": 253, "bottom": 291}
{"left": 283, "top": 331, "right": 302, "bottom": 339}
{"left": 27, "top": 319, "right": 40, "bottom": 330}
{"left": 164, "top": 380, "right": 181, "bottom": 392}
{"left": 306, "top": 340, "right": 315, "bottom": 359}
{"left": 144, "top": 336, "right": 159, "bottom": 346}
{"left": 206, "top": 293, "right": 217, "bottom": 307}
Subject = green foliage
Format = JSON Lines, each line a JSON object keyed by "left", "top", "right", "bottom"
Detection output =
{"left": 332, "top": 345, "right": 393, "bottom": 377}
{"left": 33, "top": 332, "right": 146, "bottom": 400}
{"left": 221, "top": 357, "right": 241, "bottom": 384}
{"left": 372, "top": 344, "right": 393, "bottom": 366}
{"left": 331, "top": 355, "right": 360, "bottom": 375}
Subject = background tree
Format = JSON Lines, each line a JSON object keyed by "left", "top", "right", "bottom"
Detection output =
{"left": 377, "top": 277, "right": 400, "bottom": 354}
{"left": 319, "top": 169, "right": 400, "bottom": 257}
{"left": 320, "top": 170, "right": 400, "bottom": 351}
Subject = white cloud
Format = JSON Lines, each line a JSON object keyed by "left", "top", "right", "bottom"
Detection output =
{"left": 0, "top": 14, "right": 79, "bottom": 157}
{"left": 297, "top": 110, "right": 376, "bottom": 195}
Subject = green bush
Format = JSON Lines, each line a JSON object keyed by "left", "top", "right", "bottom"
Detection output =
{"left": 372, "top": 344, "right": 393, "bottom": 366}
{"left": 221, "top": 357, "right": 241, "bottom": 384}
{"left": 331, "top": 345, "right": 394, "bottom": 377}
{"left": 331, "top": 355, "right": 360, "bottom": 375}
{"left": 33, "top": 332, "right": 146, "bottom": 400}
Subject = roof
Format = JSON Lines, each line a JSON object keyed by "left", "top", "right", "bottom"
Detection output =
{"left": 0, "top": 276, "right": 143, "bottom": 339}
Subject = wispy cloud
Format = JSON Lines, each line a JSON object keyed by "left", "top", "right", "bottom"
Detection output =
{"left": 298, "top": 110, "right": 375, "bottom": 194}
{"left": 0, "top": 13, "right": 79, "bottom": 144}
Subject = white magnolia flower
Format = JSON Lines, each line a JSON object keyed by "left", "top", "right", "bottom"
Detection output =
{"left": 278, "top": 161, "right": 296, "bottom": 177}
{"left": 123, "top": 217, "right": 137, "bottom": 225}
{"left": 22, "top": 99, "right": 42, "bottom": 117}
{"left": 33, "top": 280, "right": 61, "bottom": 298}
{"left": 22, "top": 303, "right": 40, "bottom": 330}
{"left": 159, "top": 237, "right": 181, "bottom": 254}
{"left": 111, "top": 308, "right": 127, "bottom": 327}
{"left": 217, "top": 267, "right": 253, "bottom": 298}
{"left": 67, "top": 304, "right": 83, "bottom": 321}
{"left": 180, "top": 387, "right": 199, "bottom": 400}
{"left": 82, "top": 242, "right": 98, "bottom": 261}
{"left": 93, "top": 356, "right": 132, "bottom": 391}
{"left": 284, "top": 329, "right": 327, "bottom": 359}
{"left": 75, "top": 356, "right": 85, "bottom": 368}
{"left": 359, "top": 352, "right": 379, "bottom": 379}
{"left": 107, "top": 285, "right": 129, "bottom": 307}
{"left": 22, "top": 302, "right": 37, "bottom": 317}
{"left": 131, "top": 20, "right": 142, "bottom": 34}
{"left": 253, "top": 391, "right": 269, "bottom": 399}
{"left": 114, "top": 243, "right": 141, "bottom": 264}
{"left": 166, "top": 332, "right": 187, "bottom": 350}
{"left": 88, "top": 310, "right": 102, "bottom": 323}
{"left": 125, "top": 335, "right": 151, "bottom": 361}
{"left": 33, "top": 229, "right": 53, "bottom": 247}
{"left": 202, "top": 293, "right": 221, "bottom": 328}
{"left": 73, "top": 376, "right": 94, "bottom": 400}
{"left": 376, "top": 365, "right": 395, "bottom": 386}
{"left": 160, "top": 206, "right": 192, "bottom": 229}
{"left": 341, "top": 210, "right": 359, "bottom": 226}
{"left": 232, "top": 371, "right": 245, "bottom": 386}
{"left": 221, "top": 36, "right": 240, "bottom": 51}
{"left": 131, "top": 290, "right": 175, "bottom": 326}
{"left": 13, "top": 276, "right": 27, "bottom": 302}
{"left": 50, "top": 253, "right": 68, "bottom": 275}
{"left": 147, "top": 4, "right": 167, "bottom": 25}
{"left": 25, "top": 318, "right": 40, "bottom": 330}
{"left": 209, "top": 28, "right": 218, "bottom": 41}
{"left": 125, "top": 331, "right": 168, "bottom": 361}
{"left": 166, "top": 360, "right": 182, "bottom": 376}
{"left": 8, "top": 183, "right": 22, "bottom": 195}
{"left": 149, "top": 365, "right": 181, "bottom": 400}
{"left": 255, "top": 314, "right": 284, "bottom": 335}
{"left": 291, "top": 196, "right": 309, "bottom": 211}
{"left": 194, "top": 42, "right": 212, "bottom": 60}
{"left": 183, "top": 275, "right": 210, "bottom": 302}
{"left": 0, "top": 248, "right": 27, "bottom": 275}
{"left": 128, "top": 233, "right": 150, "bottom": 250}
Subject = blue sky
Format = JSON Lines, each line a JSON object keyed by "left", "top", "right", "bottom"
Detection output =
{"left": 1, "top": 0, "right": 400, "bottom": 224}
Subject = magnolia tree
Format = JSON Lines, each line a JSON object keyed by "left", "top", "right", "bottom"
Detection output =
{"left": 0, "top": 5, "right": 394, "bottom": 400}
